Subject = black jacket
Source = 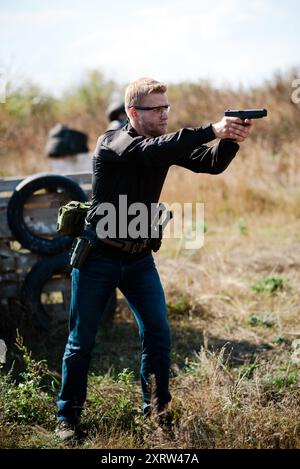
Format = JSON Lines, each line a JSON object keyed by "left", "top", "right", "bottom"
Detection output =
{"left": 87, "top": 122, "right": 239, "bottom": 226}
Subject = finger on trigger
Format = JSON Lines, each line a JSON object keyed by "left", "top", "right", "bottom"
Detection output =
{"left": 234, "top": 117, "right": 244, "bottom": 124}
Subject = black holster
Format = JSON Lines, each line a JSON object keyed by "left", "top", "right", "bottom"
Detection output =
{"left": 69, "top": 222, "right": 98, "bottom": 269}
{"left": 150, "top": 204, "right": 173, "bottom": 252}
{"left": 69, "top": 237, "right": 92, "bottom": 269}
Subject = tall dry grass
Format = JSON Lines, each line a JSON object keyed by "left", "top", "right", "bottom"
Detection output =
{"left": 1, "top": 68, "right": 300, "bottom": 220}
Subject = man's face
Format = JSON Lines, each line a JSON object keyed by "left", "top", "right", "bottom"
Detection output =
{"left": 134, "top": 93, "right": 169, "bottom": 137}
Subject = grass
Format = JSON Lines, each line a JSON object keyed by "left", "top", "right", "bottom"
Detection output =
{"left": 1, "top": 212, "right": 300, "bottom": 449}
{"left": 1, "top": 69, "right": 300, "bottom": 448}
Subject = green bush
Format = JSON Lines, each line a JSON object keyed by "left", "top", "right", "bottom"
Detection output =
{"left": 251, "top": 276, "right": 285, "bottom": 294}
{"left": 84, "top": 368, "right": 139, "bottom": 432}
{"left": 247, "top": 313, "right": 274, "bottom": 328}
{"left": 261, "top": 371, "right": 297, "bottom": 393}
{"left": 167, "top": 294, "right": 192, "bottom": 316}
{"left": 0, "top": 333, "right": 56, "bottom": 426}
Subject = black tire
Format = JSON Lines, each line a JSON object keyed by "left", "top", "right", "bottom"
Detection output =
{"left": 21, "top": 253, "right": 117, "bottom": 331}
{"left": 21, "top": 252, "right": 71, "bottom": 331}
{"left": 7, "top": 173, "right": 88, "bottom": 255}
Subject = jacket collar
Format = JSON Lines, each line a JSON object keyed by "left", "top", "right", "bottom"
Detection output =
{"left": 123, "top": 122, "right": 141, "bottom": 138}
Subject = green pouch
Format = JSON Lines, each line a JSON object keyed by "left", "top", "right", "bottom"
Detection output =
{"left": 56, "top": 200, "right": 91, "bottom": 236}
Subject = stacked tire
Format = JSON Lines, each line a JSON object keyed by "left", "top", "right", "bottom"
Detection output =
{"left": 7, "top": 173, "right": 116, "bottom": 330}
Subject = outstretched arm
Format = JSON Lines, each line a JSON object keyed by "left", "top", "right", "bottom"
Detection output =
{"left": 176, "top": 139, "right": 239, "bottom": 174}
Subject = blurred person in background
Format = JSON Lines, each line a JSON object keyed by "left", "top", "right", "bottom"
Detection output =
{"left": 106, "top": 100, "right": 127, "bottom": 131}
{"left": 45, "top": 124, "right": 91, "bottom": 173}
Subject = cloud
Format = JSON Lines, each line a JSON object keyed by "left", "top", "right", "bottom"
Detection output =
{"left": 0, "top": 0, "right": 298, "bottom": 94}
{"left": 65, "top": 0, "right": 267, "bottom": 85}
{"left": 0, "top": 8, "right": 80, "bottom": 27}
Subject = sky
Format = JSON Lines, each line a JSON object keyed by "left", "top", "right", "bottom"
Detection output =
{"left": 0, "top": 0, "right": 299, "bottom": 96}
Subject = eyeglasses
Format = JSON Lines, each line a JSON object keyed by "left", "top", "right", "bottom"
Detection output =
{"left": 128, "top": 104, "right": 170, "bottom": 114}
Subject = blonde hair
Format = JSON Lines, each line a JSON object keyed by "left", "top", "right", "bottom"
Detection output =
{"left": 125, "top": 77, "right": 167, "bottom": 112}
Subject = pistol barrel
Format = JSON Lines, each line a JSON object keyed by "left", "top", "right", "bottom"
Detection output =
{"left": 224, "top": 108, "right": 267, "bottom": 119}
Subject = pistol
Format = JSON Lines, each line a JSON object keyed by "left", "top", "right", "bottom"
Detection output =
{"left": 69, "top": 236, "right": 92, "bottom": 269}
{"left": 224, "top": 108, "right": 267, "bottom": 120}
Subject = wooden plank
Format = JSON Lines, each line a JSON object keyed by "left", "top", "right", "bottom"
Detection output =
{"left": 0, "top": 172, "right": 92, "bottom": 192}
{"left": 0, "top": 283, "right": 19, "bottom": 298}
{"left": 0, "top": 251, "right": 70, "bottom": 279}
{"left": 0, "top": 192, "right": 91, "bottom": 239}
{"left": 0, "top": 171, "right": 88, "bottom": 316}
{"left": 0, "top": 198, "right": 12, "bottom": 209}
{"left": 0, "top": 196, "right": 92, "bottom": 239}
{"left": 22, "top": 192, "right": 72, "bottom": 209}
{"left": 0, "top": 277, "right": 71, "bottom": 299}
{"left": 66, "top": 172, "right": 92, "bottom": 185}
{"left": 15, "top": 252, "right": 40, "bottom": 270}
{"left": 0, "top": 272, "right": 25, "bottom": 282}
{"left": 43, "top": 277, "right": 70, "bottom": 293}
{"left": 0, "top": 273, "right": 70, "bottom": 286}
{"left": 24, "top": 207, "right": 61, "bottom": 235}
{"left": 0, "top": 249, "right": 41, "bottom": 270}
{"left": 0, "top": 206, "right": 67, "bottom": 237}
{"left": 0, "top": 210, "right": 12, "bottom": 239}
{"left": 0, "top": 189, "right": 92, "bottom": 209}
{"left": 0, "top": 257, "right": 17, "bottom": 272}
{"left": 0, "top": 298, "right": 68, "bottom": 319}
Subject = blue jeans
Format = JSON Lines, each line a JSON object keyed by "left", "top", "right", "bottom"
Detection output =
{"left": 57, "top": 251, "right": 171, "bottom": 423}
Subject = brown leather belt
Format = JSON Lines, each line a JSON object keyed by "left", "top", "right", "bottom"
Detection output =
{"left": 98, "top": 238, "right": 151, "bottom": 254}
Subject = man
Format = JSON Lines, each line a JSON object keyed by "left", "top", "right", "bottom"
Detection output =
{"left": 55, "top": 77, "right": 252, "bottom": 440}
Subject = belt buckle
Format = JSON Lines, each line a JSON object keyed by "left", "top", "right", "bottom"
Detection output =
{"left": 129, "top": 239, "right": 150, "bottom": 254}
{"left": 131, "top": 240, "right": 148, "bottom": 254}
{"left": 130, "top": 242, "right": 140, "bottom": 254}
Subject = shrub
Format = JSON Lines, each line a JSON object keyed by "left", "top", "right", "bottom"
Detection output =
{"left": 0, "top": 333, "right": 56, "bottom": 426}
{"left": 251, "top": 276, "right": 285, "bottom": 294}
